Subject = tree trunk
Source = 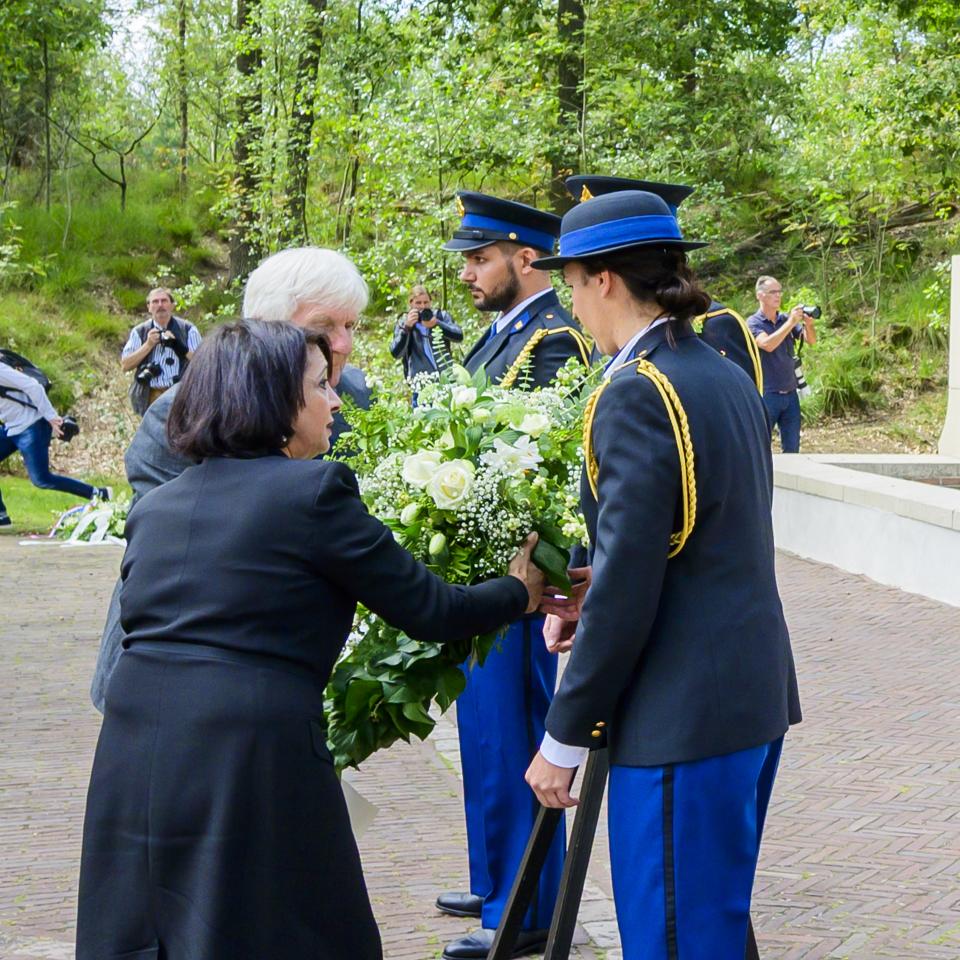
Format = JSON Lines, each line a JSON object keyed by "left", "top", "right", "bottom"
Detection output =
{"left": 230, "top": 0, "right": 263, "bottom": 282}
{"left": 549, "top": 0, "right": 584, "bottom": 213}
{"left": 283, "top": 0, "right": 327, "bottom": 243}
{"left": 178, "top": 0, "right": 189, "bottom": 199}
{"left": 42, "top": 37, "right": 52, "bottom": 212}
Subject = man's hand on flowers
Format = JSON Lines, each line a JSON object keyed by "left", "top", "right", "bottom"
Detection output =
{"left": 538, "top": 564, "right": 591, "bottom": 619}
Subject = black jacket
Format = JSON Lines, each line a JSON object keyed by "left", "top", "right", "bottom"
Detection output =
{"left": 390, "top": 312, "right": 463, "bottom": 380}
{"left": 121, "top": 455, "right": 527, "bottom": 675}
{"left": 698, "top": 300, "right": 764, "bottom": 392}
{"left": 547, "top": 325, "right": 801, "bottom": 767}
{"left": 462, "top": 290, "right": 589, "bottom": 388}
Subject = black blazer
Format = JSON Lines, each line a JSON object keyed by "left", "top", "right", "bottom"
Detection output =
{"left": 462, "top": 290, "right": 589, "bottom": 388}
{"left": 120, "top": 455, "right": 527, "bottom": 680}
{"left": 699, "top": 300, "right": 764, "bottom": 392}
{"left": 390, "top": 312, "right": 463, "bottom": 380}
{"left": 546, "top": 325, "right": 801, "bottom": 767}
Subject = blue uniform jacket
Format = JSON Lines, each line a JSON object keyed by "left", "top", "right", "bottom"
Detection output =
{"left": 547, "top": 324, "right": 801, "bottom": 767}
{"left": 462, "top": 290, "right": 589, "bottom": 388}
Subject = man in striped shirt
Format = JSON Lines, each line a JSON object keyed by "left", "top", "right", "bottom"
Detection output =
{"left": 121, "top": 288, "right": 202, "bottom": 410}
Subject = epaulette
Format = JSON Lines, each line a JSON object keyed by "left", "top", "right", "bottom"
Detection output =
{"left": 582, "top": 357, "right": 697, "bottom": 557}
{"left": 500, "top": 325, "right": 591, "bottom": 389}
{"left": 694, "top": 307, "right": 764, "bottom": 394}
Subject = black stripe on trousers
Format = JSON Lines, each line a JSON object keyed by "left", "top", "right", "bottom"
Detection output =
{"left": 662, "top": 765, "right": 678, "bottom": 960}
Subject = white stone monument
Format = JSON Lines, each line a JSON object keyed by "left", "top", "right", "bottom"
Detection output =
{"left": 939, "top": 254, "right": 960, "bottom": 456}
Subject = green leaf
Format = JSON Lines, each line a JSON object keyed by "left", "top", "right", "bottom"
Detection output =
{"left": 532, "top": 538, "right": 572, "bottom": 592}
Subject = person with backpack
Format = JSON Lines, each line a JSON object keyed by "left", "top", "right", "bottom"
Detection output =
{"left": 121, "top": 287, "right": 201, "bottom": 414}
{"left": 0, "top": 357, "right": 109, "bottom": 526}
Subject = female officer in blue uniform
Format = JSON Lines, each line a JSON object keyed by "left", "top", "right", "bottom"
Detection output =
{"left": 525, "top": 190, "right": 801, "bottom": 959}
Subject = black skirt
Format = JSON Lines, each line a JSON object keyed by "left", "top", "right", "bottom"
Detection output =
{"left": 77, "top": 643, "right": 382, "bottom": 960}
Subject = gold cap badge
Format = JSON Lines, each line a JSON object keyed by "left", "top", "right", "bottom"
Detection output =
{"left": 580, "top": 185, "right": 594, "bottom": 202}
{"left": 456, "top": 195, "right": 465, "bottom": 218}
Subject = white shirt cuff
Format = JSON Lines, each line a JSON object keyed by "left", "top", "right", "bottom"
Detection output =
{"left": 539, "top": 733, "right": 589, "bottom": 769}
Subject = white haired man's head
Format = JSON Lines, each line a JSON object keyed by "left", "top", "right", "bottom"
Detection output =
{"left": 242, "top": 247, "right": 369, "bottom": 384}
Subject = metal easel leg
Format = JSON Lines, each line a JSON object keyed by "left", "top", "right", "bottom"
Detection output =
{"left": 487, "top": 805, "right": 564, "bottom": 960}
{"left": 542, "top": 748, "right": 609, "bottom": 959}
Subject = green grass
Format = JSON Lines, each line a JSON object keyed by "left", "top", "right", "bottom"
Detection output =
{"left": 0, "top": 474, "right": 129, "bottom": 536}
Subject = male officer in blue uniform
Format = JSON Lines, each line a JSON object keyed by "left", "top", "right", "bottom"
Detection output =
{"left": 525, "top": 189, "right": 801, "bottom": 959}
{"left": 437, "top": 191, "right": 590, "bottom": 960}
{"left": 565, "top": 175, "right": 764, "bottom": 392}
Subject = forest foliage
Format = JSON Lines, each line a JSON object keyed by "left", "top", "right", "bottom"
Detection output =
{"left": 0, "top": 0, "right": 958, "bottom": 420}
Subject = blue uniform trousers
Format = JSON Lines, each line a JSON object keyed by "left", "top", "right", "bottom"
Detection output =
{"left": 456, "top": 615, "right": 565, "bottom": 931}
{"left": 608, "top": 737, "right": 783, "bottom": 960}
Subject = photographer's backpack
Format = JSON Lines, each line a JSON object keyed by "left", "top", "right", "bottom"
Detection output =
{"left": 0, "top": 348, "right": 51, "bottom": 412}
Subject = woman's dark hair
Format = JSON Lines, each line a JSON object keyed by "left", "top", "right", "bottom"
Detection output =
{"left": 582, "top": 247, "right": 711, "bottom": 331}
{"left": 167, "top": 318, "right": 332, "bottom": 460}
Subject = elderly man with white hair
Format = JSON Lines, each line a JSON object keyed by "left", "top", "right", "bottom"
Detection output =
{"left": 90, "top": 247, "right": 372, "bottom": 712}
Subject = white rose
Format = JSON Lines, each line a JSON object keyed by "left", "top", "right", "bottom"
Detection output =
{"left": 451, "top": 386, "right": 478, "bottom": 409}
{"left": 426, "top": 459, "right": 476, "bottom": 510}
{"left": 402, "top": 450, "right": 442, "bottom": 488}
{"left": 517, "top": 412, "right": 550, "bottom": 438}
{"left": 472, "top": 407, "right": 493, "bottom": 423}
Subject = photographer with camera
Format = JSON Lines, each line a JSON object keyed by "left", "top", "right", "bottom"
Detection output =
{"left": 747, "top": 275, "right": 818, "bottom": 453}
{"left": 390, "top": 284, "right": 463, "bottom": 388}
{"left": 0, "top": 358, "right": 108, "bottom": 526}
{"left": 121, "top": 287, "right": 201, "bottom": 415}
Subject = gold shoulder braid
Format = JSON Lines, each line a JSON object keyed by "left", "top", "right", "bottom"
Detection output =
{"left": 582, "top": 358, "right": 697, "bottom": 558}
{"left": 694, "top": 307, "right": 764, "bottom": 394}
{"left": 499, "top": 326, "right": 592, "bottom": 389}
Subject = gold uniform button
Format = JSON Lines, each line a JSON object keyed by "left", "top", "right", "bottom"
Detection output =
{"left": 591, "top": 730, "right": 602, "bottom": 739}
{"left": 509, "top": 232, "right": 518, "bottom": 240}
{"left": 595, "top": 721, "right": 606, "bottom": 728}
{"left": 546, "top": 313, "right": 554, "bottom": 319}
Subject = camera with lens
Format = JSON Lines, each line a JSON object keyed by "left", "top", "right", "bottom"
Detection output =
{"left": 136, "top": 361, "right": 162, "bottom": 384}
{"left": 801, "top": 305, "right": 822, "bottom": 320}
{"left": 59, "top": 415, "right": 80, "bottom": 443}
{"left": 418, "top": 308, "right": 436, "bottom": 324}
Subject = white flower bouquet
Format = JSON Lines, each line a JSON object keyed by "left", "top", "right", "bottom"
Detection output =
{"left": 326, "top": 358, "right": 595, "bottom": 770}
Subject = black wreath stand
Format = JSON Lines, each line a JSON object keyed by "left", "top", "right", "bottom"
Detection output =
{"left": 488, "top": 749, "right": 761, "bottom": 960}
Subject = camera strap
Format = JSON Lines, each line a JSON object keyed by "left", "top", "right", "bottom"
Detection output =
{"left": 0, "top": 385, "right": 39, "bottom": 411}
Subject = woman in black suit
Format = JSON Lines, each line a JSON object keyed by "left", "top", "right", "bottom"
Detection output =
{"left": 76, "top": 319, "right": 542, "bottom": 960}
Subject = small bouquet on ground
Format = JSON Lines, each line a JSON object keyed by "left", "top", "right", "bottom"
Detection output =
{"left": 54, "top": 497, "right": 130, "bottom": 544}
{"left": 326, "top": 358, "right": 595, "bottom": 770}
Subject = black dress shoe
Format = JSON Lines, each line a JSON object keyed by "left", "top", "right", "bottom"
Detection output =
{"left": 436, "top": 891, "right": 483, "bottom": 918}
{"left": 442, "top": 928, "right": 548, "bottom": 959}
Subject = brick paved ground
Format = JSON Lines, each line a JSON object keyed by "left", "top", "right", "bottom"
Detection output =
{"left": 1, "top": 535, "right": 958, "bottom": 958}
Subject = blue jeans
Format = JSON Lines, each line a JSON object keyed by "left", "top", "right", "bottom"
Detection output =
{"left": 0, "top": 419, "right": 96, "bottom": 499}
{"left": 762, "top": 391, "right": 801, "bottom": 453}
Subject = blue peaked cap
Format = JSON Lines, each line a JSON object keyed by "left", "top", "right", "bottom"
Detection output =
{"left": 565, "top": 175, "right": 695, "bottom": 216}
{"left": 532, "top": 190, "right": 708, "bottom": 270}
{"left": 443, "top": 191, "right": 561, "bottom": 253}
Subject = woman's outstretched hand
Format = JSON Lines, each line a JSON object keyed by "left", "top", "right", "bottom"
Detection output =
{"left": 508, "top": 533, "right": 545, "bottom": 614}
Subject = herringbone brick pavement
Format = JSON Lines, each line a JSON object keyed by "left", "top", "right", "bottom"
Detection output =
{"left": 0, "top": 539, "right": 602, "bottom": 960}
{"left": 1, "top": 536, "right": 958, "bottom": 958}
